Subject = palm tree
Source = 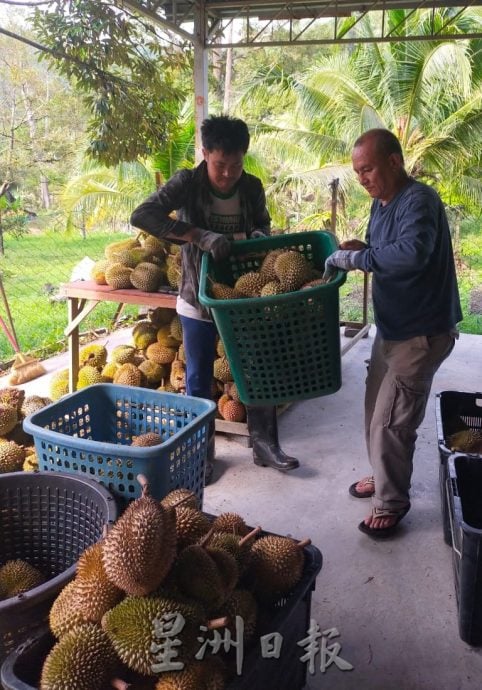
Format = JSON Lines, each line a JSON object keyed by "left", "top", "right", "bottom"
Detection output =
{"left": 236, "top": 8, "right": 482, "bottom": 233}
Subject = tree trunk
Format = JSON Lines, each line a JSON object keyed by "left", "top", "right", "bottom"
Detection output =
{"left": 0, "top": 212, "right": 4, "bottom": 257}
{"left": 40, "top": 176, "right": 51, "bottom": 209}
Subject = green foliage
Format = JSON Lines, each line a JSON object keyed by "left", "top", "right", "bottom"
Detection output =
{"left": 30, "top": 0, "right": 192, "bottom": 165}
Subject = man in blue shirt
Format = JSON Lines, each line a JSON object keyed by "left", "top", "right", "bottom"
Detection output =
{"left": 324, "top": 128, "right": 461, "bottom": 538}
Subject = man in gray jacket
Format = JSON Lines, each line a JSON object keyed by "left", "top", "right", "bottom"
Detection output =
{"left": 323, "top": 128, "right": 462, "bottom": 538}
{"left": 131, "top": 115, "right": 299, "bottom": 484}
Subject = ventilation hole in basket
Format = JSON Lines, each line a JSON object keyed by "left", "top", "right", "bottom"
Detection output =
{"left": 72, "top": 463, "right": 79, "bottom": 470}
{"left": 118, "top": 484, "right": 125, "bottom": 492}
{"left": 128, "top": 484, "right": 135, "bottom": 493}
{"left": 107, "top": 470, "right": 114, "bottom": 478}
{"left": 64, "top": 461, "right": 70, "bottom": 468}
{"left": 98, "top": 469, "right": 105, "bottom": 477}
{"left": 127, "top": 472, "right": 134, "bottom": 480}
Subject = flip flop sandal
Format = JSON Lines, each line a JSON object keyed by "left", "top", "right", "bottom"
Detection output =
{"left": 348, "top": 476, "right": 375, "bottom": 498}
{"left": 358, "top": 503, "right": 411, "bottom": 540}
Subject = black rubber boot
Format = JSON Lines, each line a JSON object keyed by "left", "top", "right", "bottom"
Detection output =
{"left": 204, "top": 420, "right": 216, "bottom": 486}
{"left": 246, "top": 405, "right": 299, "bottom": 471}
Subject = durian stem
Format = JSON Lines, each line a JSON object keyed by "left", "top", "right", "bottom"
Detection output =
{"left": 297, "top": 538, "right": 312, "bottom": 550}
{"left": 207, "top": 616, "right": 229, "bottom": 630}
{"left": 110, "top": 679, "right": 130, "bottom": 690}
{"left": 136, "top": 473, "right": 149, "bottom": 496}
{"left": 199, "top": 527, "right": 215, "bottom": 548}
{"left": 239, "top": 526, "right": 262, "bottom": 546}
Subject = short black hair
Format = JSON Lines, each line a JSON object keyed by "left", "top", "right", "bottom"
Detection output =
{"left": 354, "top": 128, "right": 404, "bottom": 163}
{"left": 201, "top": 115, "right": 250, "bottom": 154}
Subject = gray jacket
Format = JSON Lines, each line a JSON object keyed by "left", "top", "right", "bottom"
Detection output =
{"left": 130, "top": 161, "right": 271, "bottom": 318}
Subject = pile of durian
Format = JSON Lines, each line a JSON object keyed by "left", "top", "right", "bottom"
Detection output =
{"left": 91, "top": 235, "right": 181, "bottom": 293}
{"left": 49, "top": 311, "right": 247, "bottom": 425}
{"left": 0, "top": 387, "right": 52, "bottom": 473}
{"left": 38, "top": 478, "right": 310, "bottom": 690}
{"left": 209, "top": 247, "right": 324, "bottom": 300}
{"left": 0, "top": 559, "right": 46, "bottom": 600}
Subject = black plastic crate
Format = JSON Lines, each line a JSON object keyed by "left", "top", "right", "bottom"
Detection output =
{"left": 1, "top": 545, "right": 322, "bottom": 690}
{"left": 446, "top": 454, "right": 482, "bottom": 646}
{"left": 0, "top": 472, "right": 117, "bottom": 668}
{"left": 435, "top": 391, "right": 482, "bottom": 546}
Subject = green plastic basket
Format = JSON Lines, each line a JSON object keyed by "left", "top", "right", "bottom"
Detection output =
{"left": 199, "top": 231, "right": 346, "bottom": 405}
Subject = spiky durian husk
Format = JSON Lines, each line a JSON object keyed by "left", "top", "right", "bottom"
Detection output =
{"left": 131, "top": 432, "right": 162, "bottom": 447}
{"left": 21, "top": 395, "right": 52, "bottom": 418}
{"left": 174, "top": 507, "right": 211, "bottom": 550}
{"left": 110, "top": 344, "right": 137, "bottom": 365}
{"left": 49, "top": 369, "right": 70, "bottom": 401}
{"left": 0, "top": 440, "right": 25, "bottom": 473}
{"left": 101, "top": 489, "right": 175, "bottom": 595}
{"left": 79, "top": 344, "right": 108, "bottom": 369}
{"left": 216, "top": 588, "right": 258, "bottom": 642}
{"left": 247, "top": 534, "right": 305, "bottom": 598}
{"left": 102, "top": 596, "right": 203, "bottom": 674}
{"left": 160, "top": 488, "right": 199, "bottom": 511}
{"left": 0, "top": 387, "right": 25, "bottom": 413}
{"left": 138, "top": 359, "right": 167, "bottom": 385}
{"left": 0, "top": 403, "right": 17, "bottom": 436}
{"left": 211, "top": 513, "right": 250, "bottom": 537}
{"left": 77, "top": 365, "right": 103, "bottom": 389}
{"left": 40, "top": 623, "right": 117, "bottom": 690}
{"left": 0, "top": 559, "right": 45, "bottom": 598}
{"left": 132, "top": 321, "right": 158, "bottom": 349}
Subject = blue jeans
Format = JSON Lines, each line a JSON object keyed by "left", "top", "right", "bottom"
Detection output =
{"left": 179, "top": 315, "right": 217, "bottom": 400}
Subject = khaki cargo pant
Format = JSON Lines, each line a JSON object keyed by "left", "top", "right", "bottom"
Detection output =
{"left": 365, "top": 331, "right": 456, "bottom": 511}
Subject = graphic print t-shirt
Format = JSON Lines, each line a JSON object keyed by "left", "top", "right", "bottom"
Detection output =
{"left": 176, "top": 187, "right": 245, "bottom": 320}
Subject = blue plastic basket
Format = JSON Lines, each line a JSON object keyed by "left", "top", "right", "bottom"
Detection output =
{"left": 23, "top": 384, "right": 216, "bottom": 510}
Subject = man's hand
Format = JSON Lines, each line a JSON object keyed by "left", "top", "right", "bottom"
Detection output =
{"left": 340, "top": 239, "right": 367, "bottom": 251}
{"left": 322, "top": 249, "right": 361, "bottom": 282}
{"left": 190, "top": 228, "right": 231, "bottom": 261}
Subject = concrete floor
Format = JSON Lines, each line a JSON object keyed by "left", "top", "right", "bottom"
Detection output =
{"left": 10, "top": 328, "right": 482, "bottom": 689}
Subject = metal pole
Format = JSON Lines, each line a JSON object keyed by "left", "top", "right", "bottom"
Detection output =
{"left": 194, "top": 0, "right": 209, "bottom": 164}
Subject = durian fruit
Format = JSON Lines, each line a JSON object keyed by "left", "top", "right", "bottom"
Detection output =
{"left": 132, "top": 321, "right": 158, "bottom": 350}
{"left": 77, "top": 365, "right": 104, "bottom": 389}
{"left": 40, "top": 623, "right": 117, "bottom": 690}
{"left": 111, "top": 344, "right": 137, "bottom": 365}
{"left": 204, "top": 527, "right": 260, "bottom": 573}
{"left": 447, "top": 429, "right": 482, "bottom": 453}
{"left": 216, "top": 588, "right": 258, "bottom": 642}
{"left": 215, "top": 339, "right": 225, "bottom": 358}
{"left": 260, "top": 280, "right": 283, "bottom": 297}
{"left": 5, "top": 421, "right": 33, "bottom": 447}
{"left": 157, "top": 379, "right": 177, "bottom": 393}
{"left": 101, "top": 477, "right": 176, "bottom": 595}
{"left": 101, "top": 361, "right": 120, "bottom": 382}
{"left": 21, "top": 395, "right": 52, "bottom": 418}
{"left": 157, "top": 324, "right": 180, "bottom": 349}
{"left": 104, "top": 238, "right": 140, "bottom": 260}
{"left": 110, "top": 248, "right": 150, "bottom": 268}
{"left": 138, "top": 359, "right": 167, "bottom": 386}
{"left": 175, "top": 506, "right": 211, "bottom": 550}
{"left": 146, "top": 342, "right": 177, "bottom": 366}
{"left": 90, "top": 259, "right": 110, "bottom": 285}
{"left": 0, "top": 403, "right": 18, "bottom": 435}
{"left": 210, "top": 282, "right": 243, "bottom": 300}
{"left": 130, "top": 262, "right": 164, "bottom": 292}
{"left": 247, "top": 535, "right": 309, "bottom": 599}
{"left": 226, "top": 381, "right": 240, "bottom": 402}
{"left": 211, "top": 513, "right": 251, "bottom": 537}
{"left": 217, "top": 392, "right": 230, "bottom": 417}
{"left": 274, "top": 250, "right": 312, "bottom": 292}
{"left": 213, "top": 357, "right": 232, "bottom": 383}
{"left": 149, "top": 307, "right": 173, "bottom": 327}
{"left": 170, "top": 356, "right": 186, "bottom": 392}
{"left": 173, "top": 542, "right": 238, "bottom": 609}
{"left": 169, "top": 315, "right": 183, "bottom": 343}
{"left": 113, "top": 363, "right": 145, "bottom": 387}
{"left": 301, "top": 278, "right": 325, "bottom": 289}
{"left": 141, "top": 234, "right": 169, "bottom": 256}
{"left": 0, "top": 559, "right": 45, "bottom": 598}
{"left": 166, "top": 254, "right": 181, "bottom": 289}
{"left": 259, "top": 248, "right": 286, "bottom": 282}
{"left": 105, "top": 263, "right": 134, "bottom": 289}
{"left": 131, "top": 432, "right": 162, "bottom": 447}
{"left": 79, "top": 344, "right": 108, "bottom": 369}
{"left": 0, "top": 387, "right": 25, "bottom": 414}
{"left": 0, "top": 440, "right": 26, "bottom": 473}
{"left": 49, "top": 368, "right": 70, "bottom": 401}
{"left": 153, "top": 659, "right": 226, "bottom": 690}
{"left": 233, "top": 272, "right": 265, "bottom": 298}
{"left": 177, "top": 343, "right": 186, "bottom": 363}
{"left": 23, "top": 449, "right": 39, "bottom": 472}
{"left": 161, "top": 488, "right": 199, "bottom": 511}
{"left": 220, "top": 397, "right": 245, "bottom": 423}
{"left": 102, "top": 595, "right": 205, "bottom": 674}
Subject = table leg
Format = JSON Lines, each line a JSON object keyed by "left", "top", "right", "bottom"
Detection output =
{"left": 68, "top": 296, "right": 82, "bottom": 393}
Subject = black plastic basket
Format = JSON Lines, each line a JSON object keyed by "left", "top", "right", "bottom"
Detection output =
{"left": 446, "top": 454, "right": 482, "bottom": 646}
{"left": 1, "top": 542, "right": 322, "bottom": 690}
{"left": 0, "top": 472, "right": 117, "bottom": 668}
{"left": 435, "top": 391, "right": 482, "bottom": 545}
